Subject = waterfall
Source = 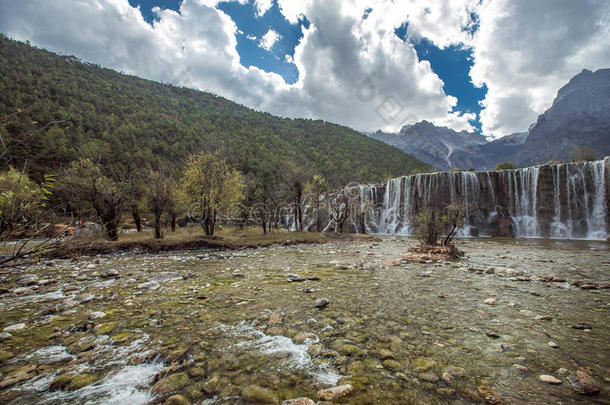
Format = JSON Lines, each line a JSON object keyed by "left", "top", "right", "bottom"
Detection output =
{"left": 344, "top": 159, "right": 608, "bottom": 240}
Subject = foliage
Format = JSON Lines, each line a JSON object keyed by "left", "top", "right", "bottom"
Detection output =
{"left": 145, "top": 168, "right": 175, "bottom": 239}
{"left": 0, "top": 35, "right": 432, "bottom": 187}
{"left": 495, "top": 161, "right": 517, "bottom": 170}
{"left": 567, "top": 145, "right": 598, "bottom": 162}
{"left": 180, "top": 151, "right": 245, "bottom": 236}
{"left": 414, "top": 203, "right": 467, "bottom": 246}
{"left": 0, "top": 167, "right": 54, "bottom": 237}
{"left": 59, "top": 159, "right": 124, "bottom": 240}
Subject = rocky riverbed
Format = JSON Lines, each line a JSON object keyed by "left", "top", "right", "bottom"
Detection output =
{"left": 0, "top": 237, "right": 608, "bottom": 404}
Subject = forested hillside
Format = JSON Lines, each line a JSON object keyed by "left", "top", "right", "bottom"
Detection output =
{"left": 0, "top": 35, "right": 430, "bottom": 185}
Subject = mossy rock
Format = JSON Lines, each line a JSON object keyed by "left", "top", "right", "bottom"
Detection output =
{"left": 411, "top": 358, "right": 437, "bottom": 373}
{"left": 164, "top": 394, "right": 191, "bottom": 405}
{"left": 94, "top": 322, "right": 117, "bottom": 335}
{"left": 68, "top": 373, "right": 98, "bottom": 391}
{"left": 153, "top": 372, "right": 190, "bottom": 395}
{"left": 382, "top": 359, "right": 403, "bottom": 372}
{"left": 241, "top": 384, "right": 279, "bottom": 404}
{"left": 49, "top": 373, "right": 75, "bottom": 391}
{"left": 187, "top": 367, "right": 205, "bottom": 378}
{"left": 335, "top": 343, "right": 360, "bottom": 357}
{"left": 203, "top": 375, "right": 220, "bottom": 394}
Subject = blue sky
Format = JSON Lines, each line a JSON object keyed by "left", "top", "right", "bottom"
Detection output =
{"left": 128, "top": 0, "right": 485, "bottom": 131}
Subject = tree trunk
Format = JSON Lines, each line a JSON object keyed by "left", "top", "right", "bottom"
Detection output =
{"left": 153, "top": 211, "right": 162, "bottom": 239}
{"left": 170, "top": 213, "right": 177, "bottom": 232}
{"left": 131, "top": 204, "right": 142, "bottom": 232}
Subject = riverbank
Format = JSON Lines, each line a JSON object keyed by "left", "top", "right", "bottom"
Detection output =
{"left": 0, "top": 237, "right": 607, "bottom": 404}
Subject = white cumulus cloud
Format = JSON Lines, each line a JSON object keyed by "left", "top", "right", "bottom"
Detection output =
{"left": 0, "top": 0, "right": 608, "bottom": 138}
{"left": 259, "top": 29, "right": 280, "bottom": 51}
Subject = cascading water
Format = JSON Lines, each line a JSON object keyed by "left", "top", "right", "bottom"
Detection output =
{"left": 310, "top": 158, "right": 609, "bottom": 240}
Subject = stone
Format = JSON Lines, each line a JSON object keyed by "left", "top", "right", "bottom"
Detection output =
{"left": 485, "top": 331, "right": 500, "bottom": 339}
{"left": 77, "top": 293, "right": 96, "bottom": 304}
{"left": 203, "top": 375, "right": 220, "bottom": 394}
{"left": 317, "top": 384, "right": 354, "bottom": 401}
{"left": 419, "top": 372, "right": 440, "bottom": 382}
{"left": 548, "top": 341, "right": 559, "bottom": 349}
{"left": 137, "top": 281, "right": 160, "bottom": 290}
{"left": 579, "top": 284, "right": 598, "bottom": 290}
{"left": 535, "top": 315, "right": 553, "bottom": 321}
{"left": 153, "top": 373, "right": 190, "bottom": 395}
{"left": 101, "top": 269, "right": 119, "bottom": 278}
{"left": 17, "top": 274, "right": 38, "bottom": 286}
{"left": 314, "top": 298, "right": 329, "bottom": 309}
{"left": 49, "top": 373, "right": 76, "bottom": 390}
{"left": 88, "top": 311, "right": 106, "bottom": 320}
{"left": 512, "top": 364, "right": 529, "bottom": 372}
{"left": 293, "top": 332, "right": 316, "bottom": 344}
{"left": 379, "top": 349, "right": 394, "bottom": 360}
{"left": 68, "top": 373, "right": 98, "bottom": 390}
{"left": 0, "top": 365, "right": 38, "bottom": 389}
{"left": 282, "top": 398, "right": 315, "bottom": 405}
{"left": 268, "top": 308, "right": 286, "bottom": 325}
{"left": 567, "top": 370, "right": 600, "bottom": 395}
{"left": 232, "top": 271, "right": 245, "bottom": 278}
{"left": 484, "top": 298, "right": 498, "bottom": 305}
{"left": 537, "top": 375, "right": 562, "bottom": 385}
{"left": 164, "top": 394, "right": 191, "bottom": 405}
{"left": 286, "top": 274, "right": 306, "bottom": 282}
{"left": 572, "top": 323, "right": 592, "bottom": 330}
{"left": 13, "top": 287, "right": 33, "bottom": 295}
{"left": 241, "top": 384, "right": 278, "bottom": 404}
{"left": 382, "top": 359, "right": 402, "bottom": 372}
{"left": 411, "top": 358, "right": 437, "bottom": 373}
{"left": 0, "top": 332, "right": 12, "bottom": 340}
{"left": 2, "top": 323, "right": 25, "bottom": 332}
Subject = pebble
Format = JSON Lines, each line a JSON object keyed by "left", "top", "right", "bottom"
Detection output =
{"left": 314, "top": 298, "right": 329, "bottom": 309}
{"left": 512, "top": 364, "right": 528, "bottom": 372}
{"left": 282, "top": 398, "right": 315, "bottom": 405}
{"left": 3, "top": 323, "right": 25, "bottom": 332}
{"left": 88, "top": 312, "right": 106, "bottom": 320}
{"left": 485, "top": 331, "right": 500, "bottom": 339}
{"left": 317, "top": 384, "right": 354, "bottom": 401}
{"left": 286, "top": 274, "right": 305, "bottom": 282}
{"left": 537, "top": 374, "right": 562, "bottom": 384}
{"left": 17, "top": 275, "right": 38, "bottom": 286}
{"left": 77, "top": 293, "right": 96, "bottom": 303}
{"left": 548, "top": 342, "right": 559, "bottom": 348}
{"left": 535, "top": 315, "right": 553, "bottom": 321}
{"left": 231, "top": 271, "right": 245, "bottom": 278}
{"left": 567, "top": 370, "right": 600, "bottom": 395}
{"left": 13, "top": 287, "right": 33, "bottom": 295}
{"left": 0, "top": 332, "right": 12, "bottom": 340}
{"left": 572, "top": 323, "right": 592, "bottom": 330}
{"left": 484, "top": 298, "right": 498, "bottom": 305}
{"left": 101, "top": 269, "right": 119, "bottom": 278}
{"left": 137, "top": 281, "right": 160, "bottom": 290}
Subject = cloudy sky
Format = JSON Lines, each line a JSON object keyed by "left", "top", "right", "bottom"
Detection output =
{"left": 1, "top": 0, "right": 609, "bottom": 139}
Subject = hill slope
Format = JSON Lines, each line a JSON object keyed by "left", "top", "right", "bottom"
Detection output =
{"left": 0, "top": 35, "right": 431, "bottom": 184}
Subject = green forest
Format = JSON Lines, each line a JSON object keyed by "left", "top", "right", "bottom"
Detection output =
{"left": 0, "top": 35, "right": 430, "bottom": 185}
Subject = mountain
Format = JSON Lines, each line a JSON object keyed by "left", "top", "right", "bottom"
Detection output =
{"left": 370, "top": 121, "right": 487, "bottom": 170}
{"left": 0, "top": 35, "right": 431, "bottom": 185}
{"left": 369, "top": 69, "right": 610, "bottom": 170}
{"left": 516, "top": 69, "right": 610, "bottom": 166}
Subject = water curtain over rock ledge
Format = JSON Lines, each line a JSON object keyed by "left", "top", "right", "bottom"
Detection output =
{"left": 302, "top": 157, "right": 609, "bottom": 240}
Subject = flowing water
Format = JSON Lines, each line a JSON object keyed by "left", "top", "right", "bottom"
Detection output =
{"left": 354, "top": 159, "right": 608, "bottom": 240}
{"left": 0, "top": 237, "right": 608, "bottom": 404}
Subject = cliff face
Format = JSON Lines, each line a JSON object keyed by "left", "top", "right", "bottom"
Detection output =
{"left": 517, "top": 69, "right": 610, "bottom": 166}
{"left": 301, "top": 159, "right": 609, "bottom": 240}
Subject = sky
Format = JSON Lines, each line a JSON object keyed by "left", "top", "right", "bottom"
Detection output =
{"left": 1, "top": 0, "right": 609, "bottom": 139}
